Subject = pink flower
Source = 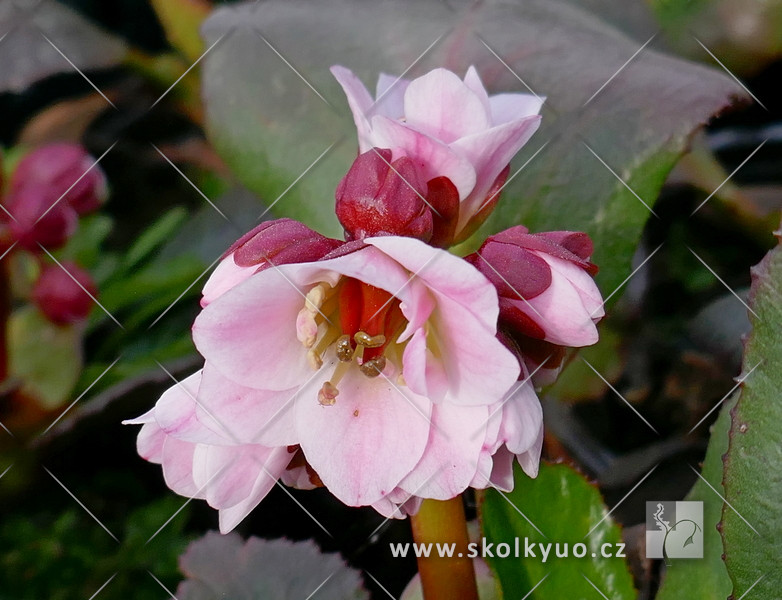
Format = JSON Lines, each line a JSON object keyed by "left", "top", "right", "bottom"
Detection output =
{"left": 331, "top": 65, "right": 542, "bottom": 243}
{"left": 126, "top": 220, "right": 530, "bottom": 530}
{"left": 467, "top": 226, "right": 604, "bottom": 386}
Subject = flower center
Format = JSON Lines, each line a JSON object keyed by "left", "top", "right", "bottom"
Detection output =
{"left": 296, "top": 277, "right": 405, "bottom": 405}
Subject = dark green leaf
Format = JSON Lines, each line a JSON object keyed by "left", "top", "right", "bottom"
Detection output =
{"left": 480, "top": 462, "right": 635, "bottom": 599}
{"left": 721, "top": 232, "right": 782, "bottom": 598}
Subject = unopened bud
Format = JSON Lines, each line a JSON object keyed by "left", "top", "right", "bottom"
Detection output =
{"left": 4, "top": 185, "right": 78, "bottom": 251}
{"left": 32, "top": 262, "right": 96, "bottom": 324}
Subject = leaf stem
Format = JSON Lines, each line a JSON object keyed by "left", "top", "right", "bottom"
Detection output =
{"left": 409, "top": 496, "right": 479, "bottom": 600}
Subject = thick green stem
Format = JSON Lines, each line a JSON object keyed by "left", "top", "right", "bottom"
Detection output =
{"left": 409, "top": 496, "right": 479, "bottom": 600}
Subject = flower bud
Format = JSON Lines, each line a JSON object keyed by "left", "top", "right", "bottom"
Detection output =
{"left": 11, "top": 143, "right": 108, "bottom": 215}
{"left": 4, "top": 185, "right": 78, "bottom": 251}
{"left": 335, "top": 148, "right": 433, "bottom": 242}
{"left": 32, "top": 262, "right": 96, "bottom": 324}
{"left": 467, "top": 225, "right": 603, "bottom": 348}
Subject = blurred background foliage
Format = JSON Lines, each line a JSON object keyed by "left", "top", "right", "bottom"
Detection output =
{"left": 0, "top": 0, "right": 780, "bottom": 598}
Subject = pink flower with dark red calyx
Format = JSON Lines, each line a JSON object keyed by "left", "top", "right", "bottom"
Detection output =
{"left": 335, "top": 148, "right": 433, "bottom": 242}
{"left": 3, "top": 185, "right": 78, "bottom": 251}
{"left": 11, "top": 143, "right": 108, "bottom": 215}
{"left": 32, "top": 262, "right": 96, "bottom": 324}
{"left": 331, "top": 65, "right": 542, "bottom": 243}
{"left": 201, "top": 218, "right": 343, "bottom": 307}
{"left": 127, "top": 233, "right": 526, "bottom": 529}
{"left": 467, "top": 225, "right": 603, "bottom": 349}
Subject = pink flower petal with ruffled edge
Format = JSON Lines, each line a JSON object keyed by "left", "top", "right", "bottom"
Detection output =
{"left": 295, "top": 363, "right": 431, "bottom": 507}
{"left": 195, "top": 363, "right": 299, "bottom": 447}
{"left": 330, "top": 65, "right": 376, "bottom": 152}
{"left": 489, "top": 93, "right": 545, "bottom": 126}
{"left": 399, "top": 402, "right": 488, "bottom": 500}
{"left": 403, "top": 68, "right": 491, "bottom": 144}
{"left": 200, "top": 254, "right": 256, "bottom": 308}
{"left": 374, "top": 72, "right": 409, "bottom": 120}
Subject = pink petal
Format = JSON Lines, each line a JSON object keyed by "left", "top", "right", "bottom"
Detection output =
{"left": 399, "top": 327, "right": 448, "bottom": 403}
{"left": 196, "top": 363, "right": 299, "bottom": 447}
{"left": 403, "top": 68, "right": 491, "bottom": 143}
{"left": 516, "top": 423, "right": 544, "bottom": 478}
{"left": 489, "top": 445, "right": 516, "bottom": 491}
{"left": 161, "top": 435, "right": 205, "bottom": 499}
{"left": 399, "top": 403, "right": 488, "bottom": 500}
{"left": 367, "top": 237, "right": 519, "bottom": 405}
{"left": 331, "top": 66, "right": 375, "bottom": 152}
{"left": 201, "top": 254, "right": 256, "bottom": 308}
{"left": 538, "top": 252, "right": 604, "bottom": 321}
{"left": 498, "top": 377, "right": 543, "bottom": 455}
{"left": 488, "top": 93, "right": 545, "bottom": 126}
{"left": 374, "top": 72, "right": 409, "bottom": 119}
{"left": 295, "top": 364, "right": 431, "bottom": 506}
{"left": 137, "top": 421, "right": 166, "bottom": 464}
{"left": 520, "top": 258, "right": 601, "bottom": 346}
{"left": 217, "top": 446, "right": 294, "bottom": 533}
{"left": 369, "top": 115, "right": 477, "bottom": 200}
{"left": 452, "top": 115, "right": 541, "bottom": 232}
{"left": 462, "top": 66, "right": 490, "bottom": 114}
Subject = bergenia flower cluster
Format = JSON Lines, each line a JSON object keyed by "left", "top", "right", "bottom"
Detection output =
{"left": 1, "top": 143, "right": 105, "bottom": 324}
{"left": 126, "top": 66, "right": 604, "bottom": 532}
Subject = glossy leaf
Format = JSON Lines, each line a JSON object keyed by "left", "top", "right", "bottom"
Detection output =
{"left": 0, "top": 0, "right": 126, "bottom": 93}
{"left": 201, "top": 0, "right": 742, "bottom": 294}
{"left": 721, "top": 231, "right": 782, "bottom": 598}
{"left": 480, "top": 462, "right": 635, "bottom": 599}
{"left": 655, "top": 393, "right": 736, "bottom": 600}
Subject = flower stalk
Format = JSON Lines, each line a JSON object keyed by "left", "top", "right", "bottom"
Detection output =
{"left": 410, "top": 496, "right": 479, "bottom": 600}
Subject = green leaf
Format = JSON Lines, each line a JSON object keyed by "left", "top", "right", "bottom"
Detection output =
{"left": 201, "top": 0, "right": 741, "bottom": 294}
{"left": 7, "top": 307, "right": 82, "bottom": 409}
{"left": 122, "top": 207, "right": 189, "bottom": 270}
{"left": 721, "top": 232, "right": 782, "bottom": 598}
{"left": 655, "top": 393, "right": 736, "bottom": 600}
{"left": 480, "top": 462, "right": 635, "bottom": 599}
{"left": 149, "top": 0, "right": 212, "bottom": 63}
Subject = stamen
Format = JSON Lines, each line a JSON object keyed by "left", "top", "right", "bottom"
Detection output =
{"left": 336, "top": 334, "right": 354, "bottom": 362}
{"left": 304, "top": 283, "right": 328, "bottom": 313}
{"left": 307, "top": 349, "right": 323, "bottom": 370}
{"left": 318, "top": 381, "right": 339, "bottom": 406}
{"left": 354, "top": 331, "right": 386, "bottom": 348}
{"left": 360, "top": 356, "right": 386, "bottom": 378}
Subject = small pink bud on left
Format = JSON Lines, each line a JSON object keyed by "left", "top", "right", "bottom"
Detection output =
{"left": 32, "top": 262, "right": 96, "bottom": 324}
{"left": 3, "top": 185, "right": 78, "bottom": 251}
